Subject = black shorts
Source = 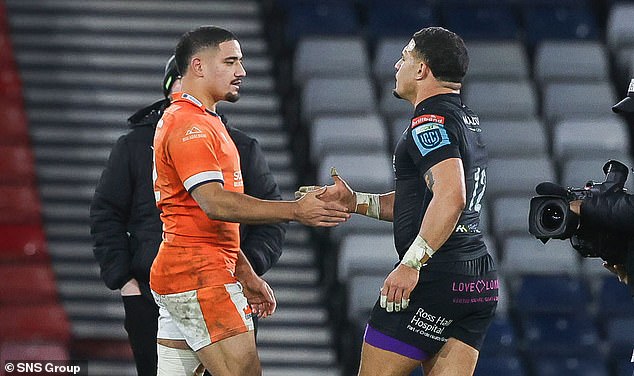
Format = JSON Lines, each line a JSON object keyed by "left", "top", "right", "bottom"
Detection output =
{"left": 366, "top": 253, "right": 498, "bottom": 360}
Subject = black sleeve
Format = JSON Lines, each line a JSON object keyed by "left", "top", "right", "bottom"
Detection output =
{"left": 239, "top": 138, "right": 287, "bottom": 276}
{"left": 407, "top": 114, "right": 461, "bottom": 174}
{"left": 89, "top": 135, "right": 133, "bottom": 290}
{"left": 581, "top": 192, "right": 634, "bottom": 232}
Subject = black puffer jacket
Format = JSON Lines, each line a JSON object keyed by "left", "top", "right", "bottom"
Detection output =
{"left": 90, "top": 99, "right": 287, "bottom": 300}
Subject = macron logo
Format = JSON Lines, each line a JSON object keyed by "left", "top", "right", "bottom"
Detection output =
{"left": 185, "top": 126, "right": 203, "bottom": 136}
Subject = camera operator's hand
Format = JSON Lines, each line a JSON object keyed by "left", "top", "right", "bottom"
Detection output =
{"left": 570, "top": 200, "right": 582, "bottom": 215}
{"left": 604, "top": 263, "right": 629, "bottom": 285}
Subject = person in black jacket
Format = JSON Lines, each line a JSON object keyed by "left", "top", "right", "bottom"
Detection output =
{"left": 89, "top": 55, "right": 287, "bottom": 375}
{"left": 571, "top": 78, "right": 634, "bottom": 295}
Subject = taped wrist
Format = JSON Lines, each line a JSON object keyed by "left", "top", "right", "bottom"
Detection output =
{"left": 401, "top": 235, "right": 435, "bottom": 271}
{"left": 355, "top": 192, "right": 381, "bottom": 219}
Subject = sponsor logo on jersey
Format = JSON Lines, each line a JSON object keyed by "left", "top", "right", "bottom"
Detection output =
{"left": 412, "top": 122, "right": 451, "bottom": 156}
{"left": 233, "top": 170, "right": 244, "bottom": 187}
{"left": 182, "top": 126, "right": 207, "bottom": 142}
{"left": 411, "top": 114, "right": 445, "bottom": 128}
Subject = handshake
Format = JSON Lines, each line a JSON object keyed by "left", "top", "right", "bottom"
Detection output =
{"left": 293, "top": 167, "right": 358, "bottom": 227}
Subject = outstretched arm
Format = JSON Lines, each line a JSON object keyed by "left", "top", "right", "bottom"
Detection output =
{"left": 191, "top": 182, "right": 350, "bottom": 227}
{"left": 297, "top": 167, "right": 395, "bottom": 221}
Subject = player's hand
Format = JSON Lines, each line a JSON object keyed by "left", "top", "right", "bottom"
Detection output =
{"left": 380, "top": 264, "right": 419, "bottom": 313}
{"left": 294, "top": 186, "right": 350, "bottom": 227}
{"left": 295, "top": 167, "right": 356, "bottom": 212}
{"left": 241, "top": 275, "right": 276, "bottom": 318}
{"left": 604, "top": 262, "right": 629, "bottom": 285}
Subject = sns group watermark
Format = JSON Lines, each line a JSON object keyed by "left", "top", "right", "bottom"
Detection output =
{"left": 4, "top": 361, "right": 86, "bottom": 375}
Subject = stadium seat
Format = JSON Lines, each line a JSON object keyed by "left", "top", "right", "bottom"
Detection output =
{"left": 534, "top": 41, "right": 609, "bottom": 83}
{"left": 317, "top": 152, "right": 393, "bottom": 193}
{"left": 0, "top": 185, "right": 41, "bottom": 224}
{"left": 519, "top": 312, "right": 600, "bottom": 355}
{"left": 479, "top": 316, "right": 519, "bottom": 355}
{"left": 302, "top": 77, "right": 375, "bottom": 122}
{"left": 501, "top": 235, "right": 581, "bottom": 276}
{"left": 530, "top": 355, "right": 609, "bottom": 376}
{"left": 481, "top": 118, "right": 548, "bottom": 158}
{"left": 390, "top": 116, "right": 410, "bottom": 147}
{"left": 466, "top": 41, "right": 529, "bottom": 81}
{"left": 486, "top": 157, "right": 555, "bottom": 198}
{"left": 379, "top": 81, "right": 413, "bottom": 120}
{"left": 542, "top": 82, "right": 615, "bottom": 124}
{"left": 489, "top": 196, "right": 533, "bottom": 238}
{"left": 552, "top": 117, "right": 629, "bottom": 161}
{"left": 474, "top": 355, "right": 526, "bottom": 376}
{"left": 366, "top": 0, "right": 436, "bottom": 41}
{"left": 338, "top": 234, "right": 397, "bottom": 282}
{"left": 373, "top": 38, "right": 403, "bottom": 85}
{"left": 294, "top": 37, "right": 369, "bottom": 82}
{"left": 284, "top": 2, "right": 359, "bottom": 44}
{"left": 0, "top": 145, "right": 36, "bottom": 185}
{"left": 0, "top": 263, "right": 58, "bottom": 304}
{"left": 511, "top": 275, "right": 590, "bottom": 314}
{"left": 310, "top": 114, "right": 388, "bottom": 162}
{"left": 329, "top": 213, "right": 393, "bottom": 243}
{"left": 597, "top": 276, "right": 634, "bottom": 318}
{"left": 462, "top": 80, "right": 537, "bottom": 120}
{"left": 523, "top": 5, "right": 599, "bottom": 47}
{"left": 0, "top": 304, "right": 71, "bottom": 343}
{"left": 440, "top": 4, "right": 520, "bottom": 41}
{"left": 347, "top": 274, "right": 383, "bottom": 322}
{"left": 0, "top": 68, "right": 22, "bottom": 101}
{"left": 0, "top": 224, "right": 48, "bottom": 262}
{"left": 616, "top": 359, "right": 634, "bottom": 376}
{"left": 0, "top": 102, "right": 30, "bottom": 145}
{"left": 0, "top": 341, "right": 69, "bottom": 362}
{"left": 560, "top": 157, "right": 634, "bottom": 192}
{"left": 606, "top": 3, "right": 634, "bottom": 53}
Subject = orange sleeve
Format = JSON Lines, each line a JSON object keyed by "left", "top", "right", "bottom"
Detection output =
{"left": 165, "top": 121, "right": 223, "bottom": 192}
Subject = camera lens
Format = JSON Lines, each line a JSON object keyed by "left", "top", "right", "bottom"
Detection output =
{"left": 540, "top": 204, "right": 564, "bottom": 231}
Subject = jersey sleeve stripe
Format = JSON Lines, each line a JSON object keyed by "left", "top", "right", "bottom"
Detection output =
{"left": 183, "top": 171, "right": 224, "bottom": 192}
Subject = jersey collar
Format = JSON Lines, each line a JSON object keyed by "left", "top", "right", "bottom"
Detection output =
{"left": 170, "top": 92, "right": 220, "bottom": 117}
{"left": 414, "top": 93, "right": 461, "bottom": 115}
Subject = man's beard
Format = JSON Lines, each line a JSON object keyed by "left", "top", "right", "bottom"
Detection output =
{"left": 392, "top": 89, "right": 403, "bottom": 100}
{"left": 225, "top": 92, "right": 240, "bottom": 103}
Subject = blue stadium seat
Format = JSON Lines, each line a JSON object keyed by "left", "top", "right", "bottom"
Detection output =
{"left": 441, "top": 5, "right": 520, "bottom": 41}
{"left": 596, "top": 275, "right": 634, "bottom": 318}
{"left": 519, "top": 312, "right": 600, "bottom": 355}
{"left": 512, "top": 275, "right": 591, "bottom": 314}
{"left": 615, "top": 358, "right": 634, "bottom": 376}
{"left": 366, "top": 0, "right": 436, "bottom": 41}
{"left": 284, "top": 2, "right": 359, "bottom": 44}
{"left": 523, "top": 5, "right": 599, "bottom": 46}
{"left": 479, "top": 316, "right": 519, "bottom": 355}
{"left": 530, "top": 355, "right": 609, "bottom": 376}
{"left": 474, "top": 355, "right": 526, "bottom": 376}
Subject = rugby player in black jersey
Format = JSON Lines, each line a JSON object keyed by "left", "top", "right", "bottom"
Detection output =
{"left": 299, "top": 27, "right": 498, "bottom": 375}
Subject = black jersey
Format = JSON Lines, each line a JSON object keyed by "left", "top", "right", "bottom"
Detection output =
{"left": 392, "top": 93, "right": 488, "bottom": 263}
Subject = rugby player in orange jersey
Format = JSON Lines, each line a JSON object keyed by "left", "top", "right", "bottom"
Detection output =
{"left": 151, "top": 26, "right": 350, "bottom": 376}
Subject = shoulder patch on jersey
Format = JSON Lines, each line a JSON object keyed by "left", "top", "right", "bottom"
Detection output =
{"left": 412, "top": 122, "right": 451, "bottom": 156}
{"left": 411, "top": 114, "right": 445, "bottom": 128}
{"left": 182, "top": 125, "right": 208, "bottom": 142}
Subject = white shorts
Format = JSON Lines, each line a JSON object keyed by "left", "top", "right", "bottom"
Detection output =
{"left": 152, "top": 282, "right": 254, "bottom": 351}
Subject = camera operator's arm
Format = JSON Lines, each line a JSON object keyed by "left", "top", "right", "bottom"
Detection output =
{"left": 572, "top": 195, "right": 633, "bottom": 287}
{"left": 573, "top": 193, "right": 634, "bottom": 232}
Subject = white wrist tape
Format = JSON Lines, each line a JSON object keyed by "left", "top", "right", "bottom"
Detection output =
{"left": 401, "top": 235, "right": 435, "bottom": 271}
{"left": 355, "top": 192, "right": 381, "bottom": 219}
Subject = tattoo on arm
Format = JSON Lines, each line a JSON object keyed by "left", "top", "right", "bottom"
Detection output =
{"left": 424, "top": 169, "right": 435, "bottom": 192}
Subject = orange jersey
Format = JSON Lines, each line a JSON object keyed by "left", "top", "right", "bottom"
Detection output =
{"left": 151, "top": 92, "right": 244, "bottom": 294}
